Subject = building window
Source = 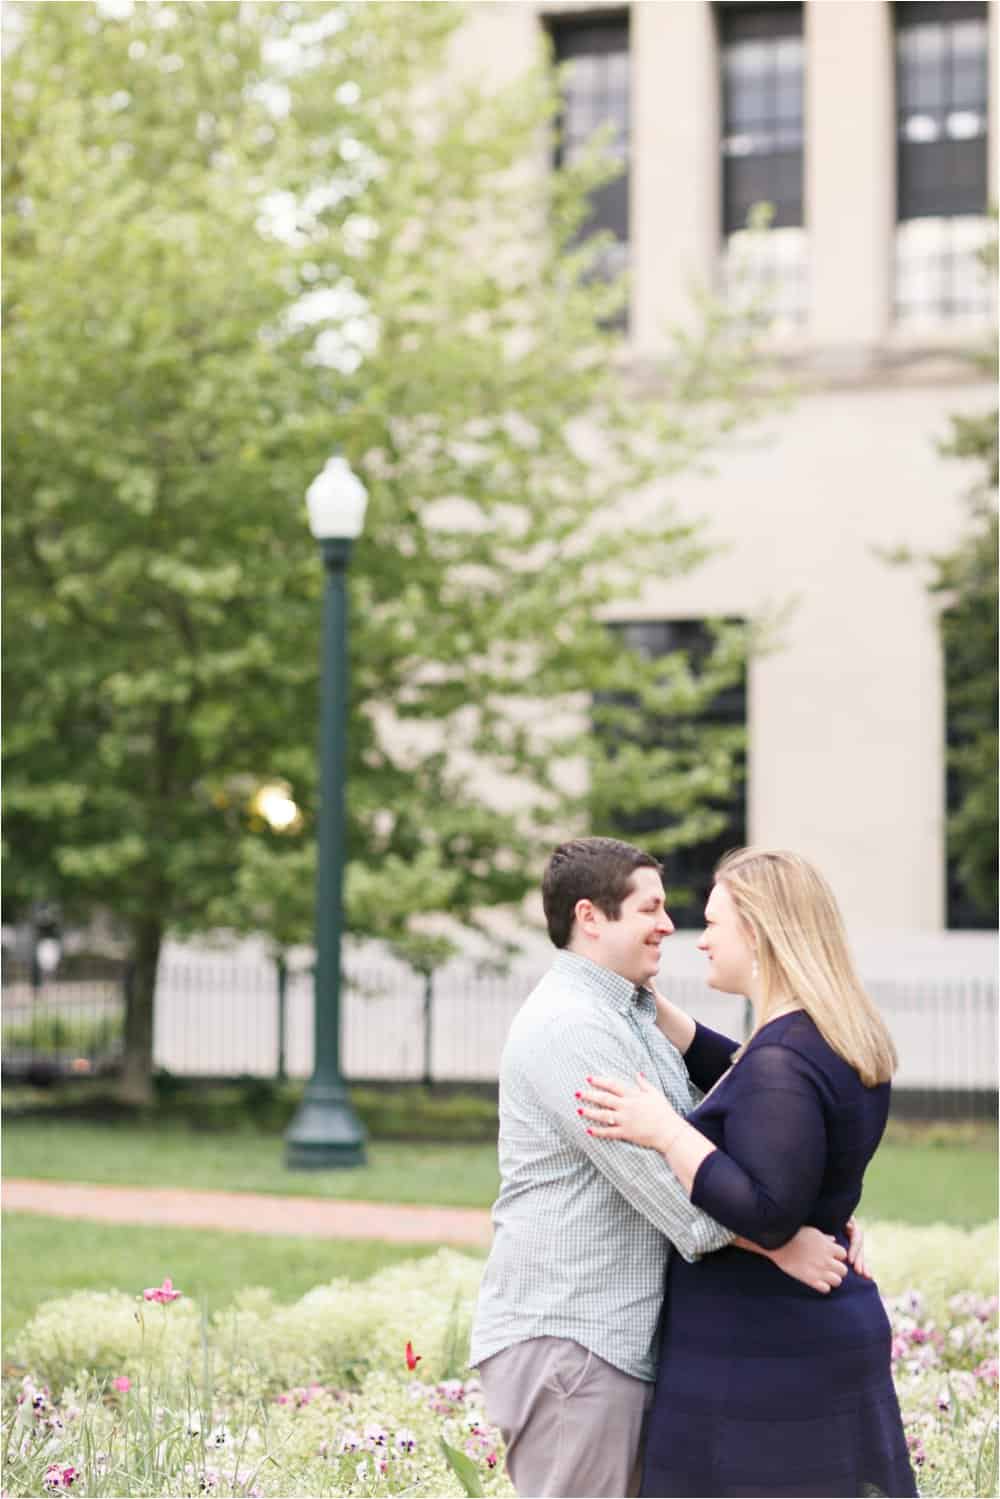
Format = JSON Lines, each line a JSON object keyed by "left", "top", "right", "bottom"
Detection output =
{"left": 548, "top": 14, "right": 630, "bottom": 300}
{"left": 595, "top": 620, "right": 747, "bottom": 929}
{"left": 894, "top": 2, "right": 992, "bottom": 324}
{"left": 718, "top": 3, "right": 807, "bottom": 331}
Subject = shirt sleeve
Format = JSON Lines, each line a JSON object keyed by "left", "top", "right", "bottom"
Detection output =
{"left": 530, "top": 1016, "right": 734, "bottom": 1263}
{"left": 690, "top": 1043, "right": 827, "bottom": 1250}
{"left": 684, "top": 1021, "right": 739, "bottom": 1094}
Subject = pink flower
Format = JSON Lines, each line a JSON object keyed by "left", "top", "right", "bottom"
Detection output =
{"left": 42, "top": 1468, "right": 76, "bottom": 1493}
{"left": 907, "top": 1435, "right": 926, "bottom": 1468}
{"left": 112, "top": 1377, "right": 131, "bottom": 1393}
{"left": 143, "top": 1277, "right": 181, "bottom": 1304}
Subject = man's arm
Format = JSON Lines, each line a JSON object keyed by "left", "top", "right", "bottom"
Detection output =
{"left": 532, "top": 1015, "right": 733, "bottom": 1263}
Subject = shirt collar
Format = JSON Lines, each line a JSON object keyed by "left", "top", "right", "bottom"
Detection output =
{"left": 552, "top": 949, "right": 657, "bottom": 1025}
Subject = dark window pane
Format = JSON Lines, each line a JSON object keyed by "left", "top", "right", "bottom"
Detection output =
{"left": 895, "top": 2, "right": 987, "bottom": 223}
{"left": 720, "top": 3, "right": 803, "bottom": 43}
{"left": 720, "top": 4, "right": 803, "bottom": 234}
{"left": 898, "top": 134, "right": 987, "bottom": 220}
{"left": 549, "top": 13, "right": 630, "bottom": 320}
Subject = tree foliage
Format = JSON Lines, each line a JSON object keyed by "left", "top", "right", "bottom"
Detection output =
{"left": 934, "top": 347, "right": 998, "bottom": 925}
{"left": 4, "top": 1, "right": 774, "bottom": 1099}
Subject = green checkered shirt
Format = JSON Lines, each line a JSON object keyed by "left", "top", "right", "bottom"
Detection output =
{"left": 470, "top": 949, "right": 732, "bottom": 1382}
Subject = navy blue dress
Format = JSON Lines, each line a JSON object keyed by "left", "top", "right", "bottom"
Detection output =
{"left": 640, "top": 1012, "right": 916, "bottom": 1499}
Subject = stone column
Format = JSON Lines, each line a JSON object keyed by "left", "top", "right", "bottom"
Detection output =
{"left": 806, "top": 0, "right": 894, "bottom": 354}
{"left": 632, "top": 0, "right": 719, "bottom": 352}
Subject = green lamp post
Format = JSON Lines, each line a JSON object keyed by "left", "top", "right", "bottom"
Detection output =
{"left": 285, "top": 456, "right": 368, "bottom": 1169}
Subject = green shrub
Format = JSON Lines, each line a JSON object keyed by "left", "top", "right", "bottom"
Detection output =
{"left": 1, "top": 1012, "right": 122, "bottom": 1056}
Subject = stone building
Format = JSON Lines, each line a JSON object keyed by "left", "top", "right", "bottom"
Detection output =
{"left": 452, "top": 0, "right": 996, "bottom": 934}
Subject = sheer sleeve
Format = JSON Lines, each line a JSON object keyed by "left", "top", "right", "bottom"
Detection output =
{"left": 684, "top": 1022, "right": 739, "bottom": 1093}
{"left": 690, "top": 1043, "right": 828, "bottom": 1250}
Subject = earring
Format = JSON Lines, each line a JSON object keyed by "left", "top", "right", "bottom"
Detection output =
{"left": 751, "top": 957, "right": 759, "bottom": 980}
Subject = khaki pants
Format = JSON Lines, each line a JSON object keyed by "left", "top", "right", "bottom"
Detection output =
{"left": 478, "top": 1337, "right": 651, "bottom": 1498}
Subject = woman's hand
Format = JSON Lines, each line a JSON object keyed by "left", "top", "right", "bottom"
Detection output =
{"left": 576, "top": 1073, "right": 682, "bottom": 1152}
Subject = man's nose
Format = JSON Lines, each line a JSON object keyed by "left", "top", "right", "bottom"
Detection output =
{"left": 657, "top": 911, "right": 675, "bottom": 936}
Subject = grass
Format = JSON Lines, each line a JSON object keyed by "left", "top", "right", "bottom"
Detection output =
{"left": 1, "top": 1213, "right": 465, "bottom": 1355}
{"left": 2, "top": 1120, "right": 501, "bottom": 1208}
{"left": 3, "top": 1117, "right": 997, "bottom": 1224}
{"left": 858, "top": 1139, "right": 997, "bottom": 1229}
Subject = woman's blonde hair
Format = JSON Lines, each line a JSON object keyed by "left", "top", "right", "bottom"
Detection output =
{"left": 716, "top": 847, "right": 897, "bottom": 1087}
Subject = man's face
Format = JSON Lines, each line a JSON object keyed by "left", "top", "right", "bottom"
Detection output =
{"left": 585, "top": 867, "right": 675, "bottom": 986}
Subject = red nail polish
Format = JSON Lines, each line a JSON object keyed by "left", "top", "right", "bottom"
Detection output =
{"left": 577, "top": 1108, "right": 583, "bottom": 1116}
{"left": 586, "top": 1128, "right": 593, "bottom": 1136}
{"left": 574, "top": 1091, "right": 581, "bottom": 1099}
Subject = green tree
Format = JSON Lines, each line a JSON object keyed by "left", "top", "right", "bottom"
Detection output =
{"left": 4, "top": 1, "right": 774, "bottom": 1103}
{"left": 935, "top": 361, "right": 998, "bottom": 925}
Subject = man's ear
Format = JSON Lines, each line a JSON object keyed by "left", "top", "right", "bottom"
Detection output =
{"left": 574, "top": 897, "right": 602, "bottom": 938}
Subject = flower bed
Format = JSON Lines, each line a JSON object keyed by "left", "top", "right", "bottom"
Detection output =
{"left": 3, "top": 1224, "right": 996, "bottom": 1497}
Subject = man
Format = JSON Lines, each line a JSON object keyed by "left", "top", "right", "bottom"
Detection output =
{"left": 470, "top": 837, "right": 851, "bottom": 1499}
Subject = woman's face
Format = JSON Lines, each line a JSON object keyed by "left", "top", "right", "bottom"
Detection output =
{"left": 697, "top": 880, "right": 755, "bottom": 995}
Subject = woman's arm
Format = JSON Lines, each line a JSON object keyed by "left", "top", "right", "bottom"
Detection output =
{"left": 651, "top": 985, "right": 738, "bottom": 1093}
{"left": 580, "top": 1045, "right": 828, "bottom": 1251}
{"left": 577, "top": 1069, "right": 846, "bottom": 1291}
{"left": 651, "top": 985, "right": 697, "bottom": 1053}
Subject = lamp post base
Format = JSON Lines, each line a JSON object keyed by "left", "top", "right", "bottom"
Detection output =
{"left": 285, "top": 1083, "right": 367, "bottom": 1169}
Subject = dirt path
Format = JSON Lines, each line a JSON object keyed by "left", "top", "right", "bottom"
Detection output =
{"left": 2, "top": 1178, "right": 493, "bottom": 1248}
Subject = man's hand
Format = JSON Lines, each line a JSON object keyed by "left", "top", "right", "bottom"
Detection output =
{"left": 846, "top": 1216, "right": 872, "bottom": 1279}
{"left": 734, "top": 1226, "right": 847, "bottom": 1293}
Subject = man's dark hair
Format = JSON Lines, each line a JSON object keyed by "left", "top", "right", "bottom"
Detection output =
{"left": 542, "top": 837, "right": 662, "bottom": 949}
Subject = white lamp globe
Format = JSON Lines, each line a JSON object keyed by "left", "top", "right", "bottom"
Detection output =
{"left": 305, "top": 456, "right": 368, "bottom": 540}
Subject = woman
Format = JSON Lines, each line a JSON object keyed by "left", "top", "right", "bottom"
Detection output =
{"left": 579, "top": 848, "right": 917, "bottom": 1499}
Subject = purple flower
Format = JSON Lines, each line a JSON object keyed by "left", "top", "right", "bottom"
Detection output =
{"left": 907, "top": 1435, "right": 926, "bottom": 1468}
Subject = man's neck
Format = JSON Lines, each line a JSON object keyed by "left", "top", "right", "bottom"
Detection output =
{"left": 564, "top": 943, "right": 636, "bottom": 987}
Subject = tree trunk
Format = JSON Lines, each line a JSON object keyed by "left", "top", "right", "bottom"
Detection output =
{"left": 117, "top": 915, "right": 163, "bottom": 1107}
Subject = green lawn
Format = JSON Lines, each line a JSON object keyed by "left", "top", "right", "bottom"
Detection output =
{"left": 1, "top": 1213, "right": 462, "bottom": 1354}
{"left": 858, "top": 1139, "right": 997, "bottom": 1229}
{"left": 3, "top": 1121, "right": 500, "bottom": 1208}
{"left": 4, "top": 1118, "right": 996, "bottom": 1225}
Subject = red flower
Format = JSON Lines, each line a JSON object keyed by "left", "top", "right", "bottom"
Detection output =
{"left": 405, "top": 1341, "right": 422, "bottom": 1372}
